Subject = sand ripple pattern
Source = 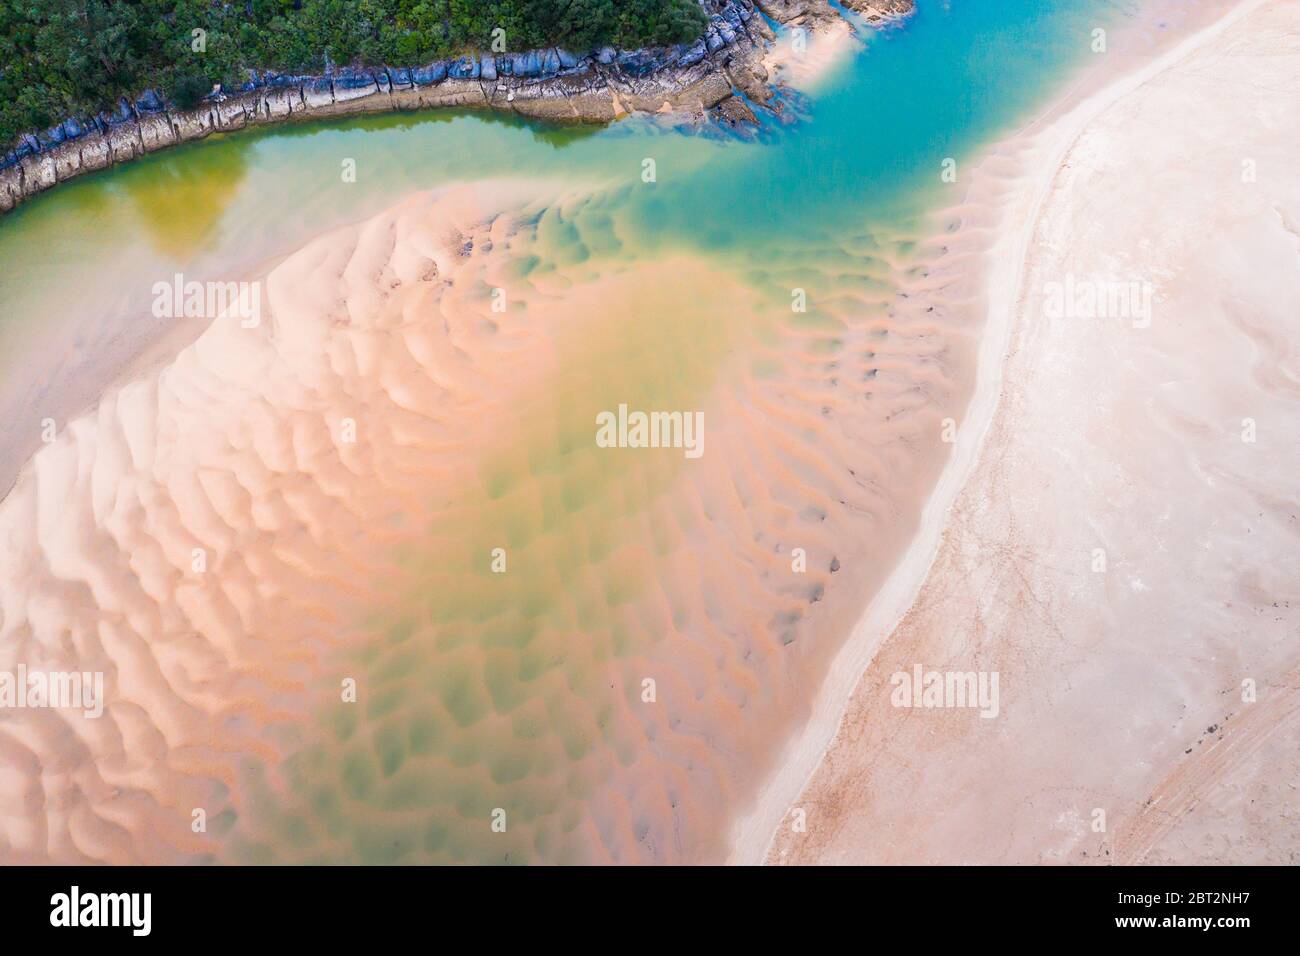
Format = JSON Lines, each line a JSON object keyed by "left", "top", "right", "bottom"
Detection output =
{"left": 0, "top": 179, "right": 973, "bottom": 863}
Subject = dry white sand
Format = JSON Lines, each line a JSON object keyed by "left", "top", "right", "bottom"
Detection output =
{"left": 763, "top": 15, "right": 860, "bottom": 94}
{"left": 743, "top": 0, "right": 1299, "bottom": 864}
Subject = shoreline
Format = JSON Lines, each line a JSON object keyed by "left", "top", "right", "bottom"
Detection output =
{"left": 0, "top": 0, "right": 909, "bottom": 496}
{"left": 728, "top": 0, "right": 1265, "bottom": 865}
{"left": 0, "top": 0, "right": 913, "bottom": 216}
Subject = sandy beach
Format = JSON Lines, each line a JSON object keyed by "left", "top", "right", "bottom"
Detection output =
{"left": 750, "top": 0, "right": 1299, "bottom": 864}
{"left": 3, "top": 0, "right": 1292, "bottom": 868}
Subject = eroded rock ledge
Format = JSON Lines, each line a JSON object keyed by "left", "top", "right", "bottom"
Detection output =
{"left": 0, "top": 0, "right": 913, "bottom": 215}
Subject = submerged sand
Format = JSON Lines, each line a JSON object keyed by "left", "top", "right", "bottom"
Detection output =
{"left": 0, "top": 163, "right": 980, "bottom": 862}
{"left": 762, "top": 0, "right": 1299, "bottom": 865}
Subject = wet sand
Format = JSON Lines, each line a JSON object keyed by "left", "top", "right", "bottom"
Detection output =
{"left": 760, "top": 0, "right": 1299, "bottom": 865}
{"left": 0, "top": 168, "right": 978, "bottom": 862}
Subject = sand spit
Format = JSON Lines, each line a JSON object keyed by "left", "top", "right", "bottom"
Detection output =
{"left": 0, "top": 160, "right": 975, "bottom": 862}
{"left": 762, "top": 14, "right": 858, "bottom": 95}
{"left": 758, "top": 0, "right": 1299, "bottom": 865}
{"left": 760, "top": 0, "right": 914, "bottom": 90}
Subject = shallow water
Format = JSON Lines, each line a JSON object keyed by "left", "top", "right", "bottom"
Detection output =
{"left": 0, "top": 0, "right": 1123, "bottom": 472}
{"left": 0, "top": 0, "right": 1187, "bottom": 863}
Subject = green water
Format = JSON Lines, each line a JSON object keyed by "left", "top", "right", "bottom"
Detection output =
{"left": 0, "top": 0, "right": 1131, "bottom": 481}
{"left": 1, "top": 0, "right": 1120, "bottom": 328}
{"left": 0, "top": 1, "right": 1163, "bottom": 863}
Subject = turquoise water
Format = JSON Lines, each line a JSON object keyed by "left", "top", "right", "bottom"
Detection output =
{"left": 1, "top": 0, "right": 1121, "bottom": 306}
{"left": 0, "top": 0, "right": 1128, "bottom": 489}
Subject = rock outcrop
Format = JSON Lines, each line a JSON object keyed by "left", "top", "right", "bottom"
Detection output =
{"left": 757, "top": 0, "right": 913, "bottom": 27}
{"left": 0, "top": 0, "right": 912, "bottom": 215}
{"left": 839, "top": 0, "right": 916, "bottom": 25}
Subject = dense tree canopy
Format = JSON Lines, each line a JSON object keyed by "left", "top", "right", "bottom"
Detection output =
{"left": 0, "top": 0, "right": 709, "bottom": 148}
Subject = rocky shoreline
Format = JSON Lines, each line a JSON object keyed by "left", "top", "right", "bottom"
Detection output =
{"left": 0, "top": 0, "right": 913, "bottom": 215}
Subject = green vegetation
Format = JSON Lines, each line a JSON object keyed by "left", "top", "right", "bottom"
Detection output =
{"left": 0, "top": 0, "right": 709, "bottom": 149}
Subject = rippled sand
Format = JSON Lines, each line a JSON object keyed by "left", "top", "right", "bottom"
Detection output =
{"left": 767, "top": 0, "right": 1299, "bottom": 865}
{"left": 0, "top": 172, "right": 978, "bottom": 863}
